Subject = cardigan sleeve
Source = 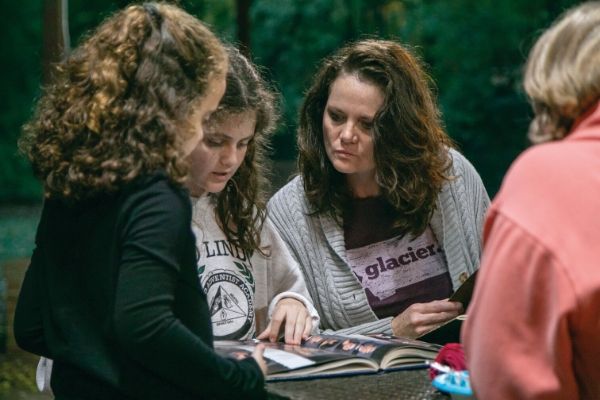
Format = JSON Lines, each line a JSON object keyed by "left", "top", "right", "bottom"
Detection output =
{"left": 267, "top": 179, "right": 321, "bottom": 306}
{"left": 451, "top": 149, "right": 490, "bottom": 253}
{"left": 262, "top": 218, "right": 320, "bottom": 333}
{"left": 449, "top": 149, "right": 490, "bottom": 257}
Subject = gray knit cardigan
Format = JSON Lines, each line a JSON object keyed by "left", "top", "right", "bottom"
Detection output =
{"left": 267, "top": 149, "right": 490, "bottom": 335}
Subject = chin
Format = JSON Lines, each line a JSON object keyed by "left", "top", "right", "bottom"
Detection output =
{"left": 208, "top": 183, "right": 227, "bottom": 193}
{"left": 331, "top": 162, "right": 356, "bottom": 175}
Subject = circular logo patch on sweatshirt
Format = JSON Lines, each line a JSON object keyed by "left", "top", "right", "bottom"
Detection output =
{"left": 203, "top": 269, "right": 254, "bottom": 339}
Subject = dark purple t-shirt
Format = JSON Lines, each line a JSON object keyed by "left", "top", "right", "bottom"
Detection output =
{"left": 343, "top": 196, "right": 453, "bottom": 319}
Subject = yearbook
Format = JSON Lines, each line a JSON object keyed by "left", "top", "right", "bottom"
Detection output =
{"left": 215, "top": 333, "right": 440, "bottom": 381}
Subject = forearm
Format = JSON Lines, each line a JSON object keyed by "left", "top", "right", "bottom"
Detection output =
{"left": 114, "top": 188, "right": 266, "bottom": 399}
{"left": 114, "top": 261, "right": 265, "bottom": 399}
{"left": 13, "top": 250, "right": 49, "bottom": 356}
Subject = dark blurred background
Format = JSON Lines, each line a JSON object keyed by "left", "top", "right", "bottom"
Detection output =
{"left": 0, "top": 0, "right": 584, "bottom": 203}
{"left": 0, "top": 0, "right": 582, "bottom": 397}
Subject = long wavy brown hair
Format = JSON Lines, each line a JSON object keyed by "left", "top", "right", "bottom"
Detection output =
{"left": 209, "top": 46, "right": 279, "bottom": 254}
{"left": 524, "top": 2, "right": 600, "bottom": 144}
{"left": 19, "top": 2, "right": 227, "bottom": 200}
{"left": 298, "top": 39, "right": 454, "bottom": 238}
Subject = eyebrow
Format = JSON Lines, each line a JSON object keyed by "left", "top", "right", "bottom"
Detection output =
{"left": 205, "top": 132, "right": 254, "bottom": 141}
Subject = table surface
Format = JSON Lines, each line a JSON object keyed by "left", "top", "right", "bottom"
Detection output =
{"left": 266, "top": 368, "right": 449, "bottom": 400}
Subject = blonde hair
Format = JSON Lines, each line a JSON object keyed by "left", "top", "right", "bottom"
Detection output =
{"left": 524, "top": 1, "right": 600, "bottom": 143}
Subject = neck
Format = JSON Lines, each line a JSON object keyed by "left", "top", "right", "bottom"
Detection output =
{"left": 189, "top": 185, "right": 206, "bottom": 198}
{"left": 346, "top": 174, "right": 380, "bottom": 198}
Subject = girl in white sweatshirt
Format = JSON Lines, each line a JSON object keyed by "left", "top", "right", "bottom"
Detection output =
{"left": 187, "top": 46, "right": 319, "bottom": 345}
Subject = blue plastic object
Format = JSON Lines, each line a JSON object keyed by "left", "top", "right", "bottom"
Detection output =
{"left": 432, "top": 370, "right": 473, "bottom": 398}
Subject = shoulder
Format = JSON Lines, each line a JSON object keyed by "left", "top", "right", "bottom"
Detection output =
{"left": 497, "top": 142, "right": 570, "bottom": 207}
{"left": 125, "top": 172, "right": 188, "bottom": 202}
{"left": 119, "top": 172, "right": 191, "bottom": 230}
{"left": 271, "top": 175, "right": 303, "bottom": 198}
{"left": 448, "top": 148, "right": 483, "bottom": 183}
{"left": 491, "top": 140, "right": 589, "bottom": 240}
{"left": 443, "top": 148, "right": 488, "bottom": 201}
{"left": 502, "top": 142, "right": 570, "bottom": 188}
{"left": 267, "top": 176, "right": 316, "bottom": 239}
{"left": 268, "top": 175, "right": 307, "bottom": 214}
{"left": 495, "top": 141, "right": 582, "bottom": 213}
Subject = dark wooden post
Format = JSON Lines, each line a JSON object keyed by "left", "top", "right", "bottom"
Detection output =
{"left": 0, "top": 0, "right": 71, "bottom": 354}
{"left": 42, "top": 0, "right": 70, "bottom": 84}
{"left": 236, "top": 0, "right": 252, "bottom": 56}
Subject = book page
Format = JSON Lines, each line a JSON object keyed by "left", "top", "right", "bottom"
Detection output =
{"left": 215, "top": 340, "right": 376, "bottom": 380}
{"left": 235, "top": 345, "right": 315, "bottom": 369}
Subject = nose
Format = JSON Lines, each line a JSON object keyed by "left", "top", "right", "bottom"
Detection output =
{"left": 339, "top": 123, "right": 357, "bottom": 144}
{"left": 220, "top": 145, "right": 239, "bottom": 167}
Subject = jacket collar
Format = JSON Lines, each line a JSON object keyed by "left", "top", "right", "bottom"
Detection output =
{"left": 567, "top": 100, "right": 600, "bottom": 141}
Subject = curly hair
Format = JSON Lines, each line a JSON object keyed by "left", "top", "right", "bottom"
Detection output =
{"left": 524, "top": 2, "right": 600, "bottom": 144}
{"left": 208, "top": 46, "right": 280, "bottom": 254}
{"left": 298, "top": 39, "right": 454, "bottom": 238}
{"left": 19, "top": 2, "right": 227, "bottom": 200}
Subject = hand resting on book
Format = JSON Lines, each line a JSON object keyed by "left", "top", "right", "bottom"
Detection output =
{"left": 257, "top": 298, "right": 313, "bottom": 345}
{"left": 391, "top": 299, "right": 463, "bottom": 338}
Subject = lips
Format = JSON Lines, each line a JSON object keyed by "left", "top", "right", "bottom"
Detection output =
{"left": 211, "top": 171, "right": 230, "bottom": 180}
{"left": 334, "top": 149, "right": 354, "bottom": 157}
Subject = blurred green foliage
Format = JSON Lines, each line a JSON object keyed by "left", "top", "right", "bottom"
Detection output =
{"left": 0, "top": 0, "right": 43, "bottom": 202}
{"left": 0, "top": 0, "right": 581, "bottom": 203}
{"left": 0, "top": 354, "right": 39, "bottom": 396}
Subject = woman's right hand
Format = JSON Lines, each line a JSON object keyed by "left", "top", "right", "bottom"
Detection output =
{"left": 391, "top": 299, "right": 463, "bottom": 338}
{"left": 251, "top": 344, "right": 268, "bottom": 376}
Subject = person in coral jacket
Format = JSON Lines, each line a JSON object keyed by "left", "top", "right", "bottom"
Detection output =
{"left": 462, "top": 2, "right": 600, "bottom": 399}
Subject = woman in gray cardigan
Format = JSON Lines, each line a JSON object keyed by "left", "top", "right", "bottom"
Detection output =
{"left": 268, "top": 39, "right": 489, "bottom": 338}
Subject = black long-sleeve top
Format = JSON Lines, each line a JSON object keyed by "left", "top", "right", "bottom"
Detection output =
{"left": 14, "top": 173, "right": 266, "bottom": 399}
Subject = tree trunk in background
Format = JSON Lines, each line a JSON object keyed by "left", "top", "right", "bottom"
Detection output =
{"left": 42, "top": 0, "right": 70, "bottom": 84}
{"left": 236, "top": 0, "right": 252, "bottom": 56}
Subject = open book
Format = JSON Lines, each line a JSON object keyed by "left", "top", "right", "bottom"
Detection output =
{"left": 215, "top": 333, "right": 440, "bottom": 381}
{"left": 417, "top": 270, "right": 478, "bottom": 345}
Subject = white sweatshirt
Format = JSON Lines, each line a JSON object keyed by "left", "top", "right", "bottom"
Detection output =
{"left": 191, "top": 195, "right": 319, "bottom": 340}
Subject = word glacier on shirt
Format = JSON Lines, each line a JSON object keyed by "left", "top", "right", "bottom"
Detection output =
{"left": 358, "top": 245, "right": 444, "bottom": 280}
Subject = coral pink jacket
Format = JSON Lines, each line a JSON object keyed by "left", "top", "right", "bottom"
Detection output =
{"left": 463, "top": 102, "right": 600, "bottom": 399}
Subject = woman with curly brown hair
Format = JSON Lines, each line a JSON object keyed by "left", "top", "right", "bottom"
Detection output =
{"left": 14, "top": 3, "right": 267, "bottom": 399}
{"left": 268, "top": 39, "right": 489, "bottom": 338}
{"left": 187, "top": 46, "right": 319, "bottom": 345}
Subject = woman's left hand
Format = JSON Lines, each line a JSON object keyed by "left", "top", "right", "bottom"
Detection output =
{"left": 257, "top": 298, "right": 312, "bottom": 345}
